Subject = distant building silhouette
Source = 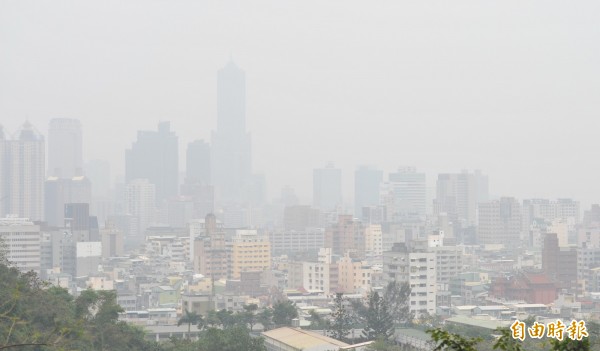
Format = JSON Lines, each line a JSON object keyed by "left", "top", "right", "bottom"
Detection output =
{"left": 0, "top": 122, "right": 45, "bottom": 221}
{"left": 434, "top": 170, "right": 488, "bottom": 227}
{"left": 48, "top": 118, "right": 83, "bottom": 178}
{"left": 354, "top": 166, "right": 383, "bottom": 219}
{"left": 125, "top": 121, "right": 178, "bottom": 203}
{"left": 383, "top": 167, "right": 426, "bottom": 221}
{"left": 211, "top": 61, "right": 252, "bottom": 206}
{"left": 84, "top": 159, "right": 111, "bottom": 198}
{"left": 186, "top": 139, "right": 211, "bottom": 186}
{"left": 313, "top": 163, "right": 342, "bottom": 211}
{"left": 477, "top": 197, "right": 522, "bottom": 246}
{"left": 44, "top": 176, "right": 92, "bottom": 227}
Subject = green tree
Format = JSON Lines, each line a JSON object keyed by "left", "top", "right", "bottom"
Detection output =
{"left": 549, "top": 338, "right": 590, "bottom": 351}
{"left": 272, "top": 301, "right": 298, "bottom": 327}
{"left": 257, "top": 308, "right": 274, "bottom": 331}
{"left": 241, "top": 304, "right": 258, "bottom": 331}
{"left": 216, "top": 309, "right": 235, "bottom": 329}
{"left": 307, "top": 310, "right": 330, "bottom": 331}
{"left": 427, "top": 328, "right": 483, "bottom": 351}
{"left": 382, "top": 281, "right": 413, "bottom": 326}
{"left": 329, "top": 293, "right": 352, "bottom": 342}
{"left": 178, "top": 310, "right": 203, "bottom": 339}
{"left": 361, "top": 291, "right": 395, "bottom": 341}
{"left": 366, "top": 337, "right": 404, "bottom": 351}
{"left": 205, "top": 310, "right": 221, "bottom": 328}
{"left": 198, "top": 326, "right": 266, "bottom": 351}
{"left": 0, "top": 260, "right": 157, "bottom": 351}
{"left": 491, "top": 328, "right": 525, "bottom": 351}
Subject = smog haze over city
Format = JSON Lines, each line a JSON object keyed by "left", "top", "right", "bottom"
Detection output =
{"left": 1, "top": 1, "right": 600, "bottom": 351}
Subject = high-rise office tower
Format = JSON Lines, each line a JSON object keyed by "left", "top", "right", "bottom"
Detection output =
{"left": 211, "top": 61, "right": 252, "bottom": 206}
{"left": 354, "top": 166, "right": 383, "bottom": 218}
{"left": 182, "top": 140, "right": 214, "bottom": 219}
{"left": 125, "top": 121, "right": 178, "bottom": 203}
{"left": 478, "top": 197, "right": 522, "bottom": 246}
{"left": 384, "top": 167, "right": 426, "bottom": 221}
{"left": 186, "top": 139, "right": 211, "bottom": 186}
{"left": 313, "top": 163, "right": 342, "bottom": 211}
{"left": 434, "top": 170, "right": 488, "bottom": 226}
{"left": 0, "top": 122, "right": 45, "bottom": 221}
{"left": 124, "top": 179, "right": 156, "bottom": 242}
{"left": 48, "top": 118, "right": 83, "bottom": 178}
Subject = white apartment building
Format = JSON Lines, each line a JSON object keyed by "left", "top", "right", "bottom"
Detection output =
{"left": 383, "top": 243, "right": 436, "bottom": 317}
{"left": 0, "top": 217, "right": 41, "bottom": 273}
{"left": 287, "top": 260, "right": 331, "bottom": 294}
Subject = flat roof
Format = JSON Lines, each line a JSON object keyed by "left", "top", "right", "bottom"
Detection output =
{"left": 446, "top": 315, "right": 509, "bottom": 330}
{"left": 262, "top": 327, "right": 349, "bottom": 350}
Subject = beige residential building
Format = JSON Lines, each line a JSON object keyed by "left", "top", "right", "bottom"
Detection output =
{"left": 193, "top": 214, "right": 228, "bottom": 280}
{"left": 364, "top": 224, "right": 383, "bottom": 257}
{"left": 336, "top": 252, "right": 373, "bottom": 293}
{"left": 228, "top": 229, "right": 271, "bottom": 279}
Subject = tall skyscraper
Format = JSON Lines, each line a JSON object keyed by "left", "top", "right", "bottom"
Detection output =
{"left": 313, "top": 164, "right": 342, "bottom": 211}
{"left": 211, "top": 61, "right": 252, "bottom": 206}
{"left": 354, "top": 166, "right": 383, "bottom": 218}
{"left": 125, "top": 122, "right": 178, "bottom": 203}
{"left": 434, "top": 170, "right": 488, "bottom": 226}
{"left": 185, "top": 139, "right": 211, "bottom": 186}
{"left": 384, "top": 167, "right": 426, "bottom": 221}
{"left": 0, "top": 122, "right": 45, "bottom": 221}
{"left": 48, "top": 118, "right": 83, "bottom": 178}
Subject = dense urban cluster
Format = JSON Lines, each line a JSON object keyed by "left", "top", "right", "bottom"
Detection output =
{"left": 2, "top": 62, "right": 600, "bottom": 351}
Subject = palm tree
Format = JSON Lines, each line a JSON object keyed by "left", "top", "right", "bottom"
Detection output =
{"left": 177, "top": 309, "right": 202, "bottom": 340}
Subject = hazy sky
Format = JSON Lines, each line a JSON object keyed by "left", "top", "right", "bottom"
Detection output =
{"left": 2, "top": 1, "right": 599, "bottom": 206}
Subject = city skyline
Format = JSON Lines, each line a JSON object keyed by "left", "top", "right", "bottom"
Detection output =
{"left": 2, "top": 2, "right": 600, "bottom": 348}
{"left": 2, "top": 1, "right": 599, "bottom": 206}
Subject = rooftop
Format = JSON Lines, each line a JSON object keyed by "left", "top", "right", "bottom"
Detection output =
{"left": 262, "top": 327, "right": 349, "bottom": 350}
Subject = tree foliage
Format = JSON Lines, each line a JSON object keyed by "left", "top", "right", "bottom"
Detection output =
{"left": 382, "top": 281, "right": 413, "bottom": 326}
{"left": 427, "top": 328, "right": 483, "bottom": 351}
{"left": 329, "top": 293, "right": 352, "bottom": 342}
{"left": 0, "top": 261, "right": 159, "bottom": 350}
{"left": 272, "top": 300, "right": 298, "bottom": 327}
{"left": 361, "top": 291, "right": 395, "bottom": 341}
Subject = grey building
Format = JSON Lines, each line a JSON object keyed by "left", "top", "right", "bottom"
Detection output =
{"left": 126, "top": 121, "right": 178, "bottom": 203}
{"left": 211, "top": 61, "right": 252, "bottom": 206}
{"left": 313, "top": 163, "right": 342, "bottom": 211}
{"left": 0, "top": 122, "right": 45, "bottom": 221}
{"left": 354, "top": 166, "right": 383, "bottom": 219}
{"left": 48, "top": 118, "right": 83, "bottom": 178}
